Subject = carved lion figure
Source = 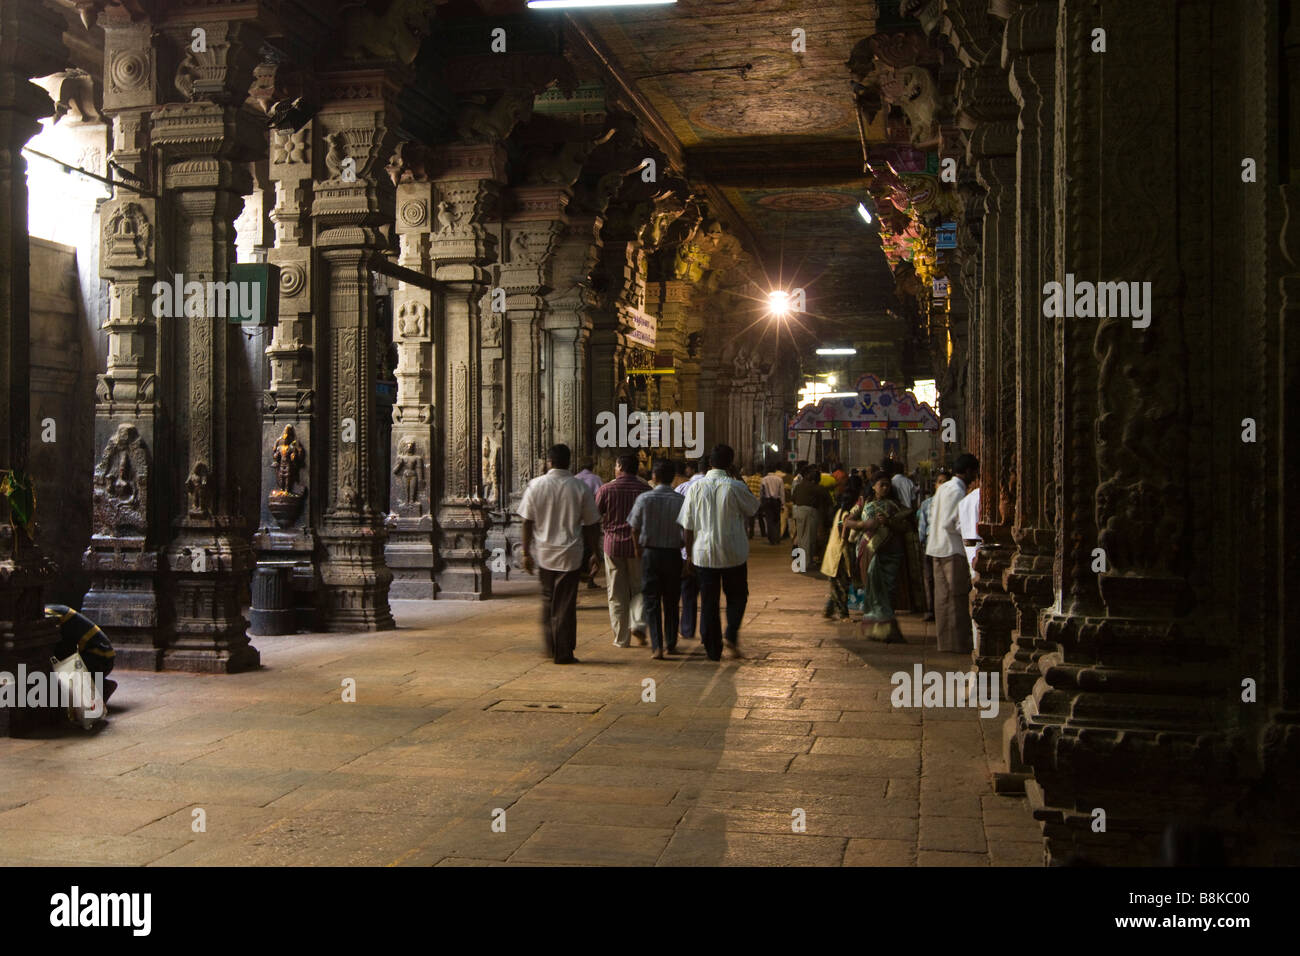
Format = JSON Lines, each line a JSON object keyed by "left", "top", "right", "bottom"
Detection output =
{"left": 341, "top": 0, "right": 438, "bottom": 65}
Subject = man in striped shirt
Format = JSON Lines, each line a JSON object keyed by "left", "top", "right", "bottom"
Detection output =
{"left": 627, "top": 458, "right": 685, "bottom": 659}
{"left": 595, "top": 453, "right": 651, "bottom": 647}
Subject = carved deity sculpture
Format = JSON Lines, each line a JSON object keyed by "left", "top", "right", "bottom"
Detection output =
{"left": 272, "top": 425, "right": 305, "bottom": 493}
{"left": 93, "top": 424, "right": 148, "bottom": 532}
{"left": 393, "top": 438, "right": 425, "bottom": 506}
{"left": 481, "top": 435, "right": 502, "bottom": 508}
{"left": 186, "top": 462, "right": 212, "bottom": 516}
{"left": 105, "top": 202, "right": 152, "bottom": 267}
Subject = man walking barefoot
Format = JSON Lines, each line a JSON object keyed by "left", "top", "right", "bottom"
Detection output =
{"left": 520, "top": 444, "right": 601, "bottom": 664}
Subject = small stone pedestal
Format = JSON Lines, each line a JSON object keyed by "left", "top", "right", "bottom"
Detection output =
{"left": 249, "top": 564, "right": 296, "bottom": 635}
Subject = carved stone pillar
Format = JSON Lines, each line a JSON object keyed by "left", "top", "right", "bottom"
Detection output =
{"left": 150, "top": 14, "right": 265, "bottom": 672}
{"left": 1012, "top": 0, "right": 1239, "bottom": 864}
{"left": 0, "top": 0, "right": 66, "bottom": 732}
{"left": 81, "top": 18, "right": 166, "bottom": 670}
{"left": 254, "top": 106, "right": 319, "bottom": 625}
{"left": 312, "top": 69, "right": 398, "bottom": 629}
{"left": 501, "top": 191, "right": 566, "bottom": 510}
{"left": 1259, "top": 0, "right": 1300, "bottom": 862}
{"left": 647, "top": 279, "right": 693, "bottom": 417}
{"left": 386, "top": 153, "right": 437, "bottom": 599}
{"left": 429, "top": 144, "right": 503, "bottom": 600}
{"left": 1001, "top": 1, "right": 1059, "bottom": 707}
{"left": 545, "top": 214, "right": 602, "bottom": 461}
{"left": 591, "top": 240, "right": 645, "bottom": 442}
{"left": 968, "top": 112, "right": 1018, "bottom": 674}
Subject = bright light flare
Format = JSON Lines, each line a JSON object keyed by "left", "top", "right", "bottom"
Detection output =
{"left": 768, "top": 290, "right": 792, "bottom": 317}
{"left": 857, "top": 202, "right": 873, "bottom": 225}
{"left": 815, "top": 347, "right": 857, "bottom": 355}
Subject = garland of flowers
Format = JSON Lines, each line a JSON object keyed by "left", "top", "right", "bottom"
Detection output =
{"left": 0, "top": 468, "right": 36, "bottom": 549}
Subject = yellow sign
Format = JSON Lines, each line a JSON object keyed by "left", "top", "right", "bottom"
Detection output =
{"left": 626, "top": 368, "right": 676, "bottom": 375}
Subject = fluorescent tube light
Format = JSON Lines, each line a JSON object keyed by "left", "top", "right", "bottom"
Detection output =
{"left": 528, "top": 0, "right": 677, "bottom": 8}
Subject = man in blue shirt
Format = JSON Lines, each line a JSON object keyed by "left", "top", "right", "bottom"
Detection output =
{"left": 627, "top": 459, "right": 685, "bottom": 659}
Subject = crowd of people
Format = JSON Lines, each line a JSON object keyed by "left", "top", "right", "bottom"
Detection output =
{"left": 518, "top": 442, "right": 983, "bottom": 664}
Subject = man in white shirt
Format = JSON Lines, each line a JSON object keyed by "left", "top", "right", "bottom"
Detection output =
{"left": 678, "top": 443, "right": 759, "bottom": 661}
{"left": 926, "top": 453, "right": 978, "bottom": 654}
{"left": 958, "top": 480, "right": 982, "bottom": 569}
{"left": 888, "top": 460, "right": 916, "bottom": 508}
{"left": 519, "top": 444, "right": 601, "bottom": 664}
{"left": 917, "top": 468, "right": 950, "bottom": 622}
{"left": 759, "top": 465, "right": 785, "bottom": 545}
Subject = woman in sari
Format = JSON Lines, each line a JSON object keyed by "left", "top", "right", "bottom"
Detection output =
{"left": 821, "top": 476, "right": 864, "bottom": 621}
{"left": 843, "top": 475, "right": 912, "bottom": 642}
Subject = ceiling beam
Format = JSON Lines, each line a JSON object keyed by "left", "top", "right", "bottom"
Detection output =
{"left": 562, "top": 13, "right": 761, "bottom": 257}
{"left": 685, "top": 141, "right": 865, "bottom": 188}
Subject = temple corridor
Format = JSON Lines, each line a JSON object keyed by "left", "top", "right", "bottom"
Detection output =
{"left": 0, "top": 0, "right": 1296, "bottom": 875}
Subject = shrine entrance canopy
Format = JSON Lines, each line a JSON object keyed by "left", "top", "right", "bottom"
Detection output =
{"left": 790, "top": 374, "right": 940, "bottom": 432}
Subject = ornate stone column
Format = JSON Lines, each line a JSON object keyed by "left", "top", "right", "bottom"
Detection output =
{"left": 968, "top": 102, "right": 1018, "bottom": 674}
{"left": 589, "top": 239, "right": 642, "bottom": 434}
{"left": 311, "top": 68, "right": 398, "bottom": 629}
{"left": 0, "top": 0, "right": 66, "bottom": 732}
{"left": 501, "top": 190, "right": 567, "bottom": 510}
{"left": 385, "top": 146, "right": 437, "bottom": 599}
{"left": 429, "top": 143, "right": 503, "bottom": 600}
{"left": 1001, "top": 0, "right": 1059, "bottom": 706}
{"left": 150, "top": 13, "right": 265, "bottom": 672}
{"left": 544, "top": 213, "right": 602, "bottom": 461}
{"left": 255, "top": 86, "right": 319, "bottom": 624}
{"left": 1260, "top": 0, "right": 1300, "bottom": 861}
{"left": 81, "top": 17, "right": 166, "bottom": 669}
{"left": 1012, "top": 0, "right": 1236, "bottom": 863}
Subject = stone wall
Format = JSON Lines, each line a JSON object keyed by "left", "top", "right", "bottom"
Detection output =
{"left": 28, "top": 237, "right": 96, "bottom": 605}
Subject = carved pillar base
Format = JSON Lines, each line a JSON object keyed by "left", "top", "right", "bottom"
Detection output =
{"left": 164, "top": 521, "right": 259, "bottom": 673}
{"left": 1002, "top": 530, "right": 1055, "bottom": 699}
{"left": 252, "top": 527, "right": 317, "bottom": 630}
{"left": 1256, "top": 714, "right": 1300, "bottom": 863}
{"left": 970, "top": 537, "right": 1015, "bottom": 673}
{"left": 436, "top": 500, "right": 490, "bottom": 601}
{"left": 319, "top": 517, "right": 396, "bottom": 630}
{"left": 81, "top": 551, "right": 164, "bottom": 670}
{"left": 1013, "top": 610, "right": 1236, "bottom": 864}
{"left": 388, "top": 519, "right": 438, "bottom": 599}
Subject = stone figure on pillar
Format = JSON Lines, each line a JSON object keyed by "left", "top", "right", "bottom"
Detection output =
{"left": 435, "top": 200, "right": 458, "bottom": 235}
{"left": 268, "top": 425, "right": 307, "bottom": 528}
{"left": 272, "top": 425, "right": 305, "bottom": 492}
{"left": 482, "top": 434, "right": 502, "bottom": 509}
{"left": 92, "top": 423, "right": 148, "bottom": 534}
{"left": 393, "top": 438, "right": 425, "bottom": 508}
{"left": 185, "top": 463, "right": 212, "bottom": 517}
